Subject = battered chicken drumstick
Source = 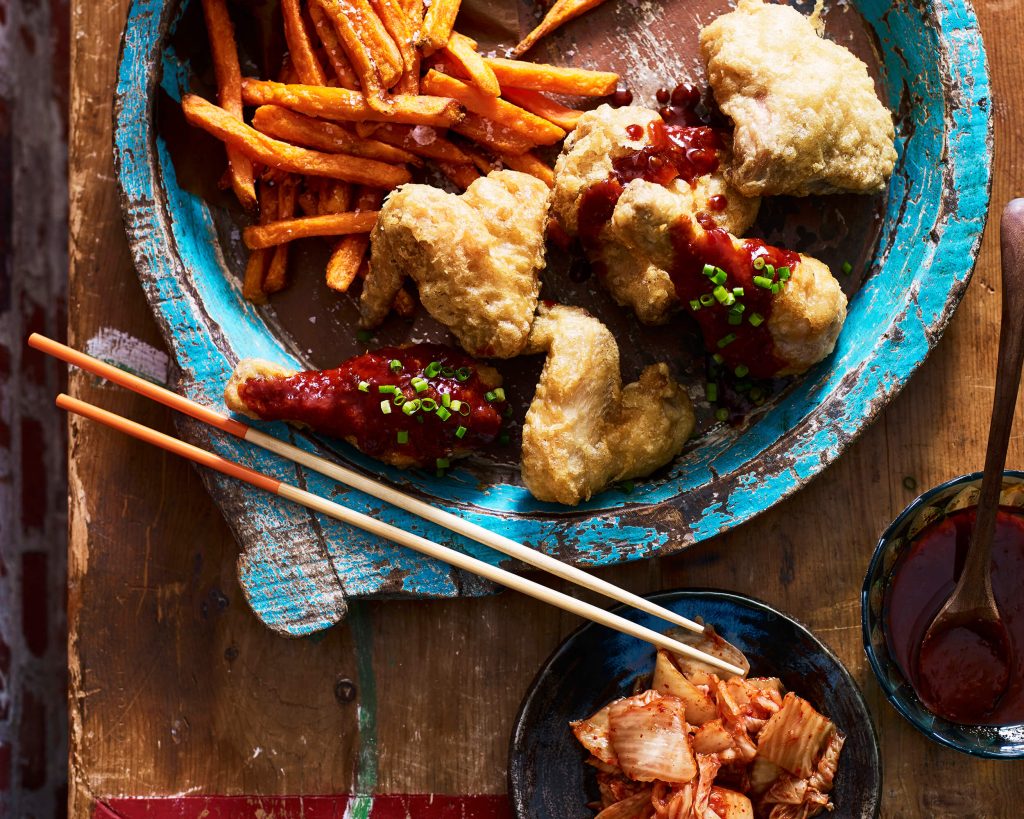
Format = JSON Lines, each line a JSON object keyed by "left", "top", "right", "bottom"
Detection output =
{"left": 552, "top": 104, "right": 760, "bottom": 325}
{"left": 361, "top": 170, "right": 550, "bottom": 358}
{"left": 224, "top": 344, "right": 507, "bottom": 470}
{"left": 700, "top": 0, "right": 897, "bottom": 197}
{"left": 521, "top": 304, "right": 695, "bottom": 506}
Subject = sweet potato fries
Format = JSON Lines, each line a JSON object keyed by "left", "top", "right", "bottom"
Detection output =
{"left": 186, "top": 0, "right": 620, "bottom": 305}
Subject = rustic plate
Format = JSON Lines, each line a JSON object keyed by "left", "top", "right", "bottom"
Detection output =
{"left": 507, "top": 589, "right": 882, "bottom": 818}
{"left": 114, "top": 0, "right": 991, "bottom": 633}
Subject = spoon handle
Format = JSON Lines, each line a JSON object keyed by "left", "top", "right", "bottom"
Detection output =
{"left": 967, "top": 199, "right": 1024, "bottom": 590}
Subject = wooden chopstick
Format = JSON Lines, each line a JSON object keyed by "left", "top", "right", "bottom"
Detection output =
{"left": 30, "top": 333, "right": 704, "bottom": 635}
{"left": 56, "top": 392, "right": 743, "bottom": 676}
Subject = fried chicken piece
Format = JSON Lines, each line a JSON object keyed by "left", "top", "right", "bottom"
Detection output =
{"left": 552, "top": 105, "right": 759, "bottom": 325}
{"left": 613, "top": 182, "right": 846, "bottom": 377}
{"left": 362, "top": 170, "right": 550, "bottom": 358}
{"left": 224, "top": 344, "right": 506, "bottom": 469}
{"left": 521, "top": 304, "right": 695, "bottom": 505}
{"left": 700, "top": 0, "right": 897, "bottom": 197}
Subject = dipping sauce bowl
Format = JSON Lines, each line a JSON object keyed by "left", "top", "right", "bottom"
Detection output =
{"left": 862, "top": 471, "right": 1024, "bottom": 757}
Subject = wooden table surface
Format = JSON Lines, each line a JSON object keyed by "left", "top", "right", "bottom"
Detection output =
{"left": 68, "top": 0, "right": 1024, "bottom": 815}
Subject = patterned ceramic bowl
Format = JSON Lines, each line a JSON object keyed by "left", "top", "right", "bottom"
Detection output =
{"left": 861, "top": 470, "right": 1024, "bottom": 757}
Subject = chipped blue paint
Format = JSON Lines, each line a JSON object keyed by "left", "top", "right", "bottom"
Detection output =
{"left": 114, "top": 0, "right": 991, "bottom": 633}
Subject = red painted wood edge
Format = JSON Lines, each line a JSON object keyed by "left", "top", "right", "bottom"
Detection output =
{"left": 94, "top": 794, "right": 514, "bottom": 818}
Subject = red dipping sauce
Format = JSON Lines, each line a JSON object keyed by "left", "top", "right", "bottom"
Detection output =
{"left": 885, "top": 506, "right": 1024, "bottom": 725}
{"left": 238, "top": 343, "right": 506, "bottom": 469}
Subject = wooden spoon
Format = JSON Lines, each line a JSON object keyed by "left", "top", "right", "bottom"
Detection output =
{"left": 915, "top": 199, "right": 1024, "bottom": 723}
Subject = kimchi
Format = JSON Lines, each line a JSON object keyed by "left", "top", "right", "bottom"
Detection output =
{"left": 571, "top": 630, "right": 844, "bottom": 819}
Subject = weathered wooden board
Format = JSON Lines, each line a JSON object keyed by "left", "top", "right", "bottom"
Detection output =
{"left": 112, "top": 0, "right": 991, "bottom": 635}
{"left": 70, "top": 0, "right": 1024, "bottom": 816}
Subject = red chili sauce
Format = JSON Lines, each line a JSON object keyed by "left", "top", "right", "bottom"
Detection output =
{"left": 576, "top": 120, "right": 724, "bottom": 255}
{"left": 667, "top": 214, "right": 798, "bottom": 379}
{"left": 884, "top": 506, "right": 1024, "bottom": 725}
{"left": 237, "top": 344, "right": 506, "bottom": 469}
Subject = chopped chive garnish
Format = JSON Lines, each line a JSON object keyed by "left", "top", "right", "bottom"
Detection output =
{"left": 380, "top": 400, "right": 392, "bottom": 415}
{"left": 357, "top": 329, "right": 373, "bottom": 342}
{"left": 504, "top": 405, "right": 513, "bottom": 417}
{"left": 450, "top": 399, "right": 462, "bottom": 412}
{"left": 441, "top": 366, "right": 455, "bottom": 377}
{"left": 393, "top": 394, "right": 407, "bottom": 406}
{"left": 436, "top": 406, "right": 451, "bottom": 421}
{"left": 702, "top": 263, "right": 716, "bottom": 277}
{"left": 412, "top": 377, "right": 429, "bottom": 393}
{"left": 706, "top": 382, "right": 718, "bottom": 402}
{"left": 492, "top": 387, "right": 506, "bottom": 401}
{"left": 358, "top": 380, "right": 370, "bottom": 392}
{"left": 690, "top": 299, "right": 701, "bottom": 311}
{"left": 425, "top": 361, "right": 441, "bottom": 378}
{"left": 771, "top": 282, "right": 782, "bottom": 295}
{"left": 402, "top": 399, "right": 421, "bottom": 415}
{"left": 730, "top": 303, "right": 745, "bottom": 314}
{"left": 485, "top": 390, "right": 497, "bottom": 402}
{"left": 700, "top": 293, "right": 715, "bottom": 307}
{"left": 455, "top": 367, "right": 472, "bottom": 381}
{"left": 436, "top": 457, "right": 450, "bottom": 469}
{"left": 396, "top": 430, "right": 409, "bottom": 444}
{"left": 441, "top": 392, "right": 451, "bottom": 408}
{"left": 620, "top": 480, "right": 635, "bottom": 494}
{"left": 711, "top": 269, "right": 728, "bottom": 285}
{"left": 749, "top": 312, "right": 765, "bottom": 327}
{"left": 715, "top": 408, "right": 729, "bottom": 421}
{"left": 734, "top": 364, "right": 750, "bottom": 378}
{"left": 841, "top": 261, "right": 853, "bottom": 275}
{"left": 459, "top": 403, "right": 471, "bottom": 416}
{"left": 754, "top": 276, "right": 773, "bottom": 289}
{"left": 420, "top": 398, "right": 438, "bottom": 411}
{"left": 750, "top": 387, "right": 765, "bottom": 402}
{"left": 732, "top": 287, "right": 744, "bottom": 298}
{"left": 455, "top": 425, "right": 467, "bottom": 439}
{"left": 712, "top": 285, "right": 729, "bottom": 303}
{"left": 765, "top": 264, "right": 775, "bottom": 276}
{"left": 717, "top": 333, "right": 737, "bottom": 348}
{"left": 728, "top": 313, "right": 742, "bottom": 325}
{"left": 389, "top": 359, "right": 402, "bottom": 372}
{"left": 778, "top": 266, "right": 791, "bottom": 280}
{"left": 752, "top": 257, "right": 766, "bottom": 270}
{"left": 712, "top": 353, "right": 725, "bottom": 364}
{"left": 378, "top": 384, "right": 396, "bottom": 394}
{"left": 499, "top": 432, "right": 510, "bottom": 445}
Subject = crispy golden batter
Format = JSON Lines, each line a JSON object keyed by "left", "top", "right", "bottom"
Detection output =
{"left": 616, "top": 183, "right": 847, "bottom": 375}
{"left": 521, "top": 304, "right": 695, "bottom": 505}
{"left": 700, "top": 0, "right": 897, "bottom": 197}
{"left": 552, "top": 105, "right": 759, "bottom": 324}
{"left": 362, "top": 170, "right": 550, "bottom": 358}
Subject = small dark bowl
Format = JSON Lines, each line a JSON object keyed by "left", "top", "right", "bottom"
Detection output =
{"left": 508, "top": 589, "right": 881, "bottom": 818}
{"left": 862, "top": 470, "right": 1024, "bottom": 758}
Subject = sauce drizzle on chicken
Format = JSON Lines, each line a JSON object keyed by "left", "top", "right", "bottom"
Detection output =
{"left": 668, "top": 214, "right": 800, "bottom": 379}
{"left": 236, "top": 344, "right": 506, "bottom": 469}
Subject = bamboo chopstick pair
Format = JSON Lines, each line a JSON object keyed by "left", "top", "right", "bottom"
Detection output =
{"left": 32, "top": 333, "right": 744, "bottom": 677}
